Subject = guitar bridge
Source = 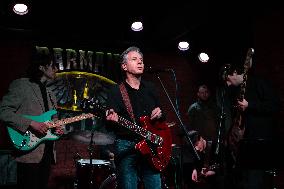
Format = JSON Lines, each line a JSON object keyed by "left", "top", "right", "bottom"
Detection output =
{"left": 156, "top": 136, "right": 163, "bottom": 146}
{"left": 148, "top": 133, "right": 163, "bottom": 146}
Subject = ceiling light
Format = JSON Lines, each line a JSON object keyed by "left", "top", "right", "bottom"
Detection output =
{"left": 178, "top": 41, "right": 189, "bottom": 51}
{"left": 131, "top": 21, "right": 143, "bottom": 31}
{"left": 13, "top": 3, "right": 29, "bottom": 15}
{"left": 198, "top": 52, "right": 209, "bottom": 63}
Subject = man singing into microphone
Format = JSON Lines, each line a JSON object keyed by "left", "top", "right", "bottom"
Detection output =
{"left": 105, "top": 46, "right": 167, "bottom": 189}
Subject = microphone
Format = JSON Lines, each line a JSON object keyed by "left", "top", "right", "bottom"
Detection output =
{"left": 145, "top": 66, "right": 172, "bottom": 73}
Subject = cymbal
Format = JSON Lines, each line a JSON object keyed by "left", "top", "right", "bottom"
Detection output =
{"left": 71, "top": 130, "right": 115, "bottom": 145}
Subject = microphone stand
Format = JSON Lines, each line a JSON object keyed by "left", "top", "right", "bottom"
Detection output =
{"left": 155, "top": 72, "right": 200, "bottom": 161}
{"left": 87, "top": 118, "right": 96, "bottom": 188}
{"left": 215, "top": 87, "right": 226, "bottom": 161}
{"left": 154, "top": 72, "right": 200, "bottom": 189}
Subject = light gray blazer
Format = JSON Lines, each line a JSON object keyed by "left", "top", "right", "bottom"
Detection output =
{"left": 0, "top": 78, "right": 58, "bottom": 163}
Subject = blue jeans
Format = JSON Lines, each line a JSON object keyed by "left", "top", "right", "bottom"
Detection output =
{"left": 114, "top": 139, "right": 161, "bottom": 189}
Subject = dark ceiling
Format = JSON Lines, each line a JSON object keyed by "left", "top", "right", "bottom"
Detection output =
{"left": 0, "top": 0, "right": 280, "bottom": 62}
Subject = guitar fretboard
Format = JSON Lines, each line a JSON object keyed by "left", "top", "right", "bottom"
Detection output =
{"left": 82, "top": 100, "right": 163, "bottom": 146}
{"left": 118, "top": 116, "right": 162, "bottom": 145}
{"left": 47, "top": 113, "right": 94, "bottom": 128}
{"left": 238, "top": 48, "right": 254, "bottom": 101}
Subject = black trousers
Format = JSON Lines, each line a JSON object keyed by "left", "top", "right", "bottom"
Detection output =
{"left": 17, "top": 152, "right": 52, "bottom": 189}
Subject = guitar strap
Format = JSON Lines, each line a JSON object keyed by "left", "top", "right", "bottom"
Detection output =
{"left": 37, "top": 81, "right": 54, "bottom": 156}
{"left": 119, "top": 83, "right": 136, "bottom": 123}
{"left": 36, "top": 81, "right": 49, "bottom": 112}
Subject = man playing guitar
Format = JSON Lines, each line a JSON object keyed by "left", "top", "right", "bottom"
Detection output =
{"left": 105, "top": 46, "right": 171, "bottom": 189}
{"left": 183, "top": 130, "right": 220, "bottom": 189}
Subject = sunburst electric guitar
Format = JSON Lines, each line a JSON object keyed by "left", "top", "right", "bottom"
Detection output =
{"left": 3, "top": 110, "right": 94, "bottom": 152}
{"left": 81, "top": 99, "right": 173, "bottom": 172}
{"left": 227, "top": 48, "right": 254, "bottom": 163}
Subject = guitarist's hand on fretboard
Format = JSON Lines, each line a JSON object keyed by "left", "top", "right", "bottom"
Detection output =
{"left": 237, "top": 99, "right": 248, "bottom": 111}
{"left": 192, "top": 164, "right": 218, "bottom": 183}
{"left": 30, "top": 120, "right": 49, "bottom": 135}
{"left": 51, "top": 117, "right": 65, "bottom": 136}
{"left": 192, "top": 168, "right": 216, "bottom": 183}
{"left": 106, "top": 109, "right": 119, "bottom": 122}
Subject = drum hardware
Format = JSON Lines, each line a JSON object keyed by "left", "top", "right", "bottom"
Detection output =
{"left": 265, "top": 169, "right": 277, "bottom": 189}
{"left": 87, "top": 123, "right": 97, "bottom": 189}
{"left": 75, "top": 159, "right": 113, "bottom": 189}
{"left": 98, "top": 173, "right": 117, "bottom": 189}
{"left": 161, "top": 144, "right": 183, "bottom": 189}
{"left": 99, "top": 173, "right": 169, "bottom": 189}
{"left": 71, "top": 130, "right": 115, "bottom": 145}
{"left": 73, "top": 116, "right": 116, "bottom": 189}
{"left": 74, "top": 117, "right": 102, "bottom": 189}
{"left": 74, "top": 152, "right": 82, "bottom": 160}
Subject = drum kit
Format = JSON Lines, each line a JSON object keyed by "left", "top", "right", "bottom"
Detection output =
{"left": 75, "top": 158, "right": 116, "bottom": 189}
{"left": 71, "top": 130, "right": 180, "bottom": 189}
{"left": 71, "top": 130, "right": 115, "bottom": 146}
{"left": 71, "top": 129, "right": 117, "bottom": 189}
{"left": 47, "top": 71, "right": 182, "bottom": 188}
{"left": 70, "top": 121, "right": 178, "bottom": 189}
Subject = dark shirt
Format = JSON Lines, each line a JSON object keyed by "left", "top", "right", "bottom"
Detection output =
{"left": 229, "top": 76, "right": 281, "bottom": 168}
{"left": 237, "top": 76, "right": 280, "bottom": 139}
{"left": 183, "top": 140, "right": 216, "bottom": 167}
{"left": 187, "top": 100, "right": 218, "bottom": 141}
{"left": 106, "top": 80, "right": 162, "bottom": 141}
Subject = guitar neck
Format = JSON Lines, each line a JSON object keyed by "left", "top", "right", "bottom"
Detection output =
{"left": 83, "top": 100, "right": 151, "bottom": 138}
{"left": 238, "top": 68, "right": 248, "bottom": 101}
{"left": 117, "top": 116, "right": 150, "bottom": 139}
{"left": 117, "top": 116, "right": 163, "bottom": 146}
{"left": 238, "top": 48, "right": 254, "bottom": 101}
{"left": 81, "top": 100, "right": 163, "bottom": 145}
{"left": 201, "top": 164, "right": 219, "bottom": 175}
{"left": 47, "top": 113, "right": 94, "bottom": 128}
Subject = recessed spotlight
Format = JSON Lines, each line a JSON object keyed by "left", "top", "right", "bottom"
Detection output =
{"left": 13, "top": 3, "right": 28, "bottom": 15}
{"left": 131, "top": 21, "right": 143, "bottom": 31}
{"left": 198, "top": 52, "right": 209, "bottom": 63}
{"left": 178, "top": 41, "right": 189, "bottom": 51}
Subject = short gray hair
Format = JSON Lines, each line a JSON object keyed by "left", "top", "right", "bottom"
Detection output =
{"left": 120, "top": 46, "right": 143, "bottom": 64}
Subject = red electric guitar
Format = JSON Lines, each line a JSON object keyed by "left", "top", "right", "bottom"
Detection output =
{"left": 81, "top": 99, "right": 172, "bottom": 172}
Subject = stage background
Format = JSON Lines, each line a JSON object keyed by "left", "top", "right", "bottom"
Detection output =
{"left": 0, "top": 8, "right": 284, "bottom": 189}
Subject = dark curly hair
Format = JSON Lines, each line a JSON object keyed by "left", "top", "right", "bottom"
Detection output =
{"left": 187, "top": 130, "right": 201, "bottom": 144}
{"left": 26, "top": 47, "right": 53, "bottom": 81}
{"left": 219, "top": 63, "right": 243, "bottom": 82}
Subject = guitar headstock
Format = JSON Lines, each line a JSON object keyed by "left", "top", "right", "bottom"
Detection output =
{"left": 244, "top": 48, "right": 254, "bottom": 70}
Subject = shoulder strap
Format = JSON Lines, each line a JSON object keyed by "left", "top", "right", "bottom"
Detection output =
{"left": 119, "top": 83, "right": 136, "bottom": 123}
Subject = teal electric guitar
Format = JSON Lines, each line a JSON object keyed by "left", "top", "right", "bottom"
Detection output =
{"left": 5, "top": 110, "right": 94, "bottom": 152}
